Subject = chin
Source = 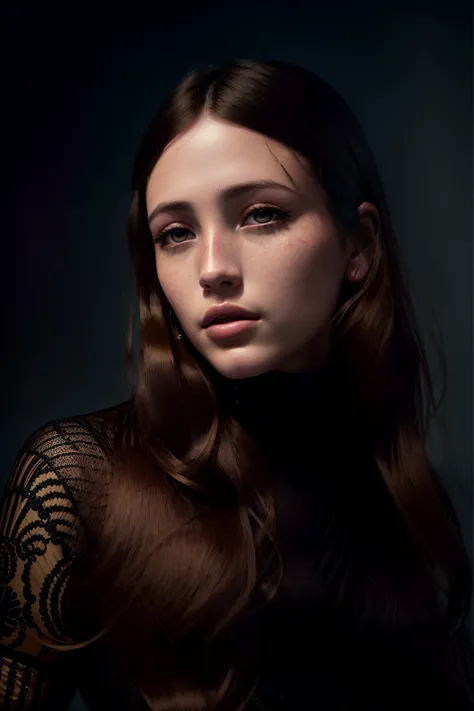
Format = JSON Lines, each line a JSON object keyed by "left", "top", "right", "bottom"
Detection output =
{"left": 207, "top": 348, "right": 282, "bottom": 381}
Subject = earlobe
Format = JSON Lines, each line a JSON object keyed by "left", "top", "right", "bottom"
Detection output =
{"left": 344, "top": 202, "right": 379, "bottom": 283}
{"left": 344, "top": 247, "right": 372, "bottom": 283}
{"left": 345, "top": 259, "right": 366, "bottom": 283}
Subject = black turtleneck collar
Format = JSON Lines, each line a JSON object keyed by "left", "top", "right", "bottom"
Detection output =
{"left": 211, "top": 360, "right": 349, "bottom": 464}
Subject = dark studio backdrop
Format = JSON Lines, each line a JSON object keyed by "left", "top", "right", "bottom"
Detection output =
{"left": 4, "top": 2, "right": 473, "bottom": 709}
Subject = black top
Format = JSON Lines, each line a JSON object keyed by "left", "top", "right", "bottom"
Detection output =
{"left": 0, "top": 364, "right": 472, "bottom": 709}
{"left": 209, "top": 363, "right": 473, "bottom": 709}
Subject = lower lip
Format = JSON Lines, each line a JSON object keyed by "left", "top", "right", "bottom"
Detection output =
{"left": 204, "top": 319, "right": 259, "bottom": 340}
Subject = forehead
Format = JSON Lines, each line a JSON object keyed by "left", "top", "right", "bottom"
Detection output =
{"left": 146, "top": 116, "right": 316, "bottom": 204}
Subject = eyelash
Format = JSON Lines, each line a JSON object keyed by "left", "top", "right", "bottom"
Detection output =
{"left": 152, "top": 205, "right": 293, "bottom": 251}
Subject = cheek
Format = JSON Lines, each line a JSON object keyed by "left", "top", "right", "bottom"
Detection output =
{"left": 155, "top": 260, "right": 186, "bottom": 314}
{"left": 277, "top": 234, "right": 343, "bottom": 289}
{"left": 271, "top": 237, "right": 345, "bottom": 319}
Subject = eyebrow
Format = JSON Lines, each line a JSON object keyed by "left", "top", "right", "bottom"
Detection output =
{"left": 147, "top": 180, "right": 298, "bottom": 227}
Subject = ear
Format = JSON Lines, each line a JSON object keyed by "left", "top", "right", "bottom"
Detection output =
{"left": 343, "top": 201, "right": 379, "bottom": 283}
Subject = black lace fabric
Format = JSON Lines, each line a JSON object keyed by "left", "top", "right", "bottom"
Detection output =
{"left": 0, "top": 403, "right": 127, "bottom": 710}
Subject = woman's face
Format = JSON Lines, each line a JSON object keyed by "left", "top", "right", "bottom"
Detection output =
{"left": 146, "top": 115, "right": 369, "bottom": 380}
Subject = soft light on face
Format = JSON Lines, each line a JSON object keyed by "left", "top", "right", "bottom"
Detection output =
{"left": 145, "top": 115, "right": 367, "bottom": 380}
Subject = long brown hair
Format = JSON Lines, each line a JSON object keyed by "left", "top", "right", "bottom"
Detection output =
{"left": 57, "top": 59, "right": 472, "bottom": 708}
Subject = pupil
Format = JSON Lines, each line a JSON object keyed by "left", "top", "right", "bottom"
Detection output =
{"left": 255, "top": 208, "right": 271, "bottom": 222}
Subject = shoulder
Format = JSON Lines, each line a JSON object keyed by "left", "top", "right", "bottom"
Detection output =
{"left": 6, "top": 398, "right": 133, "bottom": 534}
{"left": 15, "top": 398, "right": 132, "bottom": 463}
{"left": 0, "top": 400, "right": 131, "bottom": 649}
{"left": 5, "top": 399, "right": 132, "bottom": 495}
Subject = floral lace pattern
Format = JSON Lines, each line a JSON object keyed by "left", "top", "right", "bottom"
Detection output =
{"left": 0, "top": 404, "right": 126, "bottom": 710}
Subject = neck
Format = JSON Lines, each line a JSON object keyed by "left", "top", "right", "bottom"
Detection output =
{"left": 211, "top": 360, "right": 347, "bottom": 458}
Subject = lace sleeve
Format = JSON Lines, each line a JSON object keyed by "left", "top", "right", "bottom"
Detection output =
{"left": 0, "top": 422, "right": 86, "bottom": 710}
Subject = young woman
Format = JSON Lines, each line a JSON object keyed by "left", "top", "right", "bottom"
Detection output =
{"left": 1, "top": 58, "right": 472, "bottom": 710}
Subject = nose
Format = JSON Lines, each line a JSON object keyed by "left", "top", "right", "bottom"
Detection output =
{"left": 198, "top": 229, "right": 243, "bottom": 292}
{"left": 199, "top": 268, "right": 242, "bottom": 292}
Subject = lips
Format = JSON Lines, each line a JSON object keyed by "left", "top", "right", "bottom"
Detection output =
{"left": 212, "top": 315, "right": 247, "bottom": 325}
{"left": 204, "top": 318, "right": 259, "bottom": 341}
{"left": 201, "top": 304, "right": 260, "bottom": 329}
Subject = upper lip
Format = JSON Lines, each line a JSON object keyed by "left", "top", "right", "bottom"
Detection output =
{"left": 201, "top": 303, "right": 260, "bottom": 328}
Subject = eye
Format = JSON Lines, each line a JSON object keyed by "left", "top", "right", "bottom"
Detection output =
{"left": 153, "top": 226, "right": 191, "bottom": 248}
{"left": 152, "top": 204, "right": 292, "bottom": 250}
{"left": 242, "top": 205, "right": 291, "bottom": 227}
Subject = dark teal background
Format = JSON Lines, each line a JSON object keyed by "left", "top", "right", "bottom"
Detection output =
{"left": 5, "top": 2, "right": 473, "bottom": 709}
